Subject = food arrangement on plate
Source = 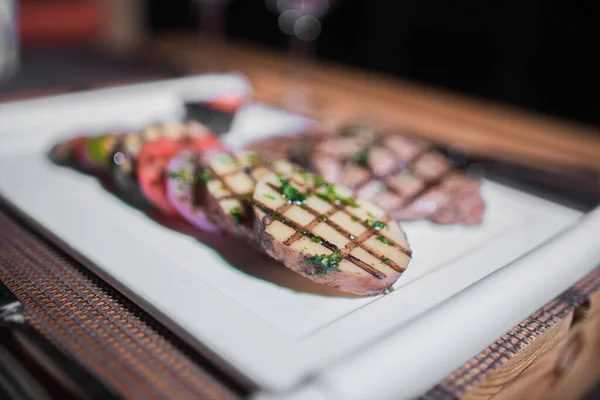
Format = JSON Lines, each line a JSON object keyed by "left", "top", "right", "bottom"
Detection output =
{"left": 49, "top": 120, "right": 485, "bottom": 296}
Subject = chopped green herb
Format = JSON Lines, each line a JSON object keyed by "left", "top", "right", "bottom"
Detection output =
{"left": 296, "top": 169, "right": 310, "bottom": 183}
{"left": 169, "top": 170, "right": 193, "bottom": 183}
{"left": 314, "top": 176, "right": 328, "bottom": 187}
{"left": 381, "top": 256, "right": 391, "bottom": 264}
{"left": 342, "top": 197, "right": 360, "bottom": 208}
{"left": 349, "top": 234, "right": 355, "bottom": 240}
{"left": 279, "top": 176, "right": 307, "bottom": 204}
{"left": 384, "top": 285, "right": 395, "bottom": 294}
{"left": 263, "top": 193, "right": 276, "bottom": 200}
{"left": 350, "top": 215, "right": 361, "bottom": 222}
{"left": 364, "top": 218, "right": 389, "bottom": 231}
{"left": 199, "top": 169, "right": 212, "bottom": 182}
{"left": 320, "top": 214, "right": 328, "bottom": 221}
{"left": 304, "top": 250, "right": 343, "bottom": 277}
{"left": 376, "top": 236, "right": 393, "bottom": 246}
{"left": 356, "top": 150, "right": 369, "bottom": 168}
{"left": 229, "top": 206, "right": 243, "bottom": 222}
{"left": 316, "top": 183, "right": 359, "bottom": 208}
{"left": 367, "top": 212, "right": 375, "bottom": 219}
{"left": 310, "top": 236, "right": 324, "bottom": 244}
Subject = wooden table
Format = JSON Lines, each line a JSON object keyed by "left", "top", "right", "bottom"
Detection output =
{"left": 148, "top": 35, "right": 600, "bottom": 400}
{"left": 1, "top": 36, "right": 599, "bottom": 400}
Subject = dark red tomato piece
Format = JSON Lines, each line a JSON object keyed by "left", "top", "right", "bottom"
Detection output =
{"left": 137, "top": 135, "right": 226, "bottom": 216}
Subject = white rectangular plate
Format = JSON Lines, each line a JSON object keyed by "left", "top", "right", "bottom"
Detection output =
{"left": 0, "top": 75, "right": 597, "bottom": 398}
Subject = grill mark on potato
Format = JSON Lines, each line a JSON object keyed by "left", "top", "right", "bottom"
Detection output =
{"left": 256, "top": 199, "right": 382, "bottom": 277}
{"left": 264, "top": 180, "right": 411, "bottom": 257}
{"left": 257, "top": 175, "right": 411, "bottom": 278}
{"left": 254, "top": 201, "right": 338, "bottom": 252}
{"left": 346, "top": 255, "right": 386, "bottom": 279}
{"left": 344, "top": 225, "right": 404, "bottom": 273}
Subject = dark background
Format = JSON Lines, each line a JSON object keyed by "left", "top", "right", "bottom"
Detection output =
{"left": 147, "top": 0, "right": 600, "bottom": 127}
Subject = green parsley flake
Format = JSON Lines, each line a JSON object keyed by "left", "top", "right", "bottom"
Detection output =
{"left": 314, "top": 176, "right": 328, "bottom": 187}
{"left": 279, "top": 176, "right": 307, "bottom": 204}
{"left": 304, "top": 250, "right": 343, "bottom": 277}
{"left": 263, "top": 193, "right": 276, "bottom": 200}
{"left": 296, "top": 169, "right": 310, "bottom": 183}
{"left": 350, "top": 215, "right": 361, "bottom": 222}
{"left": 229, "top": 206, "right": 243, "bottom": 222}
{"left": 384, "top": 285, "right": 395, "bottom": 294}
{"left": 316, "top": 183, "right": 359, "bottom": 208}
{"left": 356, "top": 150, "right": 369, "bottom": 168}
{"left": 310, "top": 236, "right": 324, "bottom": 244}
{"left": 364, "top": 216, "right": 389, "bottom": 231}
{"left": 376, "top": 236, "right": 392, "bottom": 246}
{"left": 381, "top": 256, "right": 391, "bottom": 264}
{"left": 199, "top": 170, "right": 212, "bottom": 182}
{"left": 169, "top": 170, "right": 193, "bottom": 183}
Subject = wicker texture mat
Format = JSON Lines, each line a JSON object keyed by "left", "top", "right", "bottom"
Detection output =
{"left": 0, "top": 208, "right": 241, "bottom": 400}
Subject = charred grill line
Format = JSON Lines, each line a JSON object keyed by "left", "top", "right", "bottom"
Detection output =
{"left": 265, "top": 180, "right": 411, "bottom": 257}
{"left": 336, "top": 130, "right": 457, "bottom": 217}
{"left": 254, "top": 201, "right": 338, "bottom": 252}
{"left": 351, "top": 145, "right": 431, "bottom": 194}
{"left": 346, "top": 255, "right": 386, "bottom": 279}
{"left": 260, "top": 178, "right": 409, "bottom": 277}
{"left": 397, "top": 169, "right": 454, "bottom": 209}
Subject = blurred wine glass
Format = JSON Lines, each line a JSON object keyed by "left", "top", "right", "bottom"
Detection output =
{"left": 192, "top": 0, "right": 233, "bottom": 71}
{"left": 266, "top": 0, "right": 335, "bottom": 114}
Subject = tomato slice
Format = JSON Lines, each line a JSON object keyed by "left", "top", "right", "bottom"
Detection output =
{"left": 137, "top": 134, "right": 226, "bottom": 216}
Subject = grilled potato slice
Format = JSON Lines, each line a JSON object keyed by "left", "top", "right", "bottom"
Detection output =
{"left": 202, "top": 151, "right": 304, "bottom": 244}
{"left": 252, "top": 172, "right": 412, "bottom": 296}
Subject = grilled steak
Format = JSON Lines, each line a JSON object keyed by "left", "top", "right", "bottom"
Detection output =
{"left": 253, "top": 172, "right": 411, "bottom": 296}
{"left": 201, "top": 151, "right": 301, "bottom": 244}
{"left": 308, "top": 124, "right": 485, "bottom": 225}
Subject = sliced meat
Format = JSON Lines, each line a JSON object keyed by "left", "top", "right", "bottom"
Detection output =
{"left": 201, "top": 151, "right": 303, "bottom": 245}
{"left": 309, "top": 123, "right": 485, "bottom": 226}
{"left": 253, "top": 172, "right": 412, "bottom": 296}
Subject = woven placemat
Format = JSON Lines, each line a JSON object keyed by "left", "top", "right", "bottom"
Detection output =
{"left": 0, "top": 207, "right": 244, "bottom": 400}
